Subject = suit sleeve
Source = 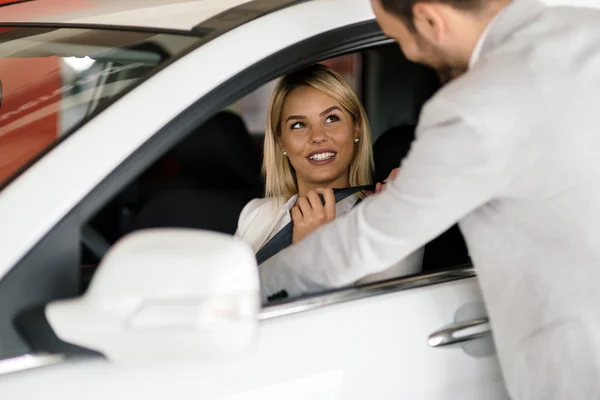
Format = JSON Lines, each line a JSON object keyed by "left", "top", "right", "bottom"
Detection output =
{"left": 258, "top": 99, "right": 513, "bottom": 302}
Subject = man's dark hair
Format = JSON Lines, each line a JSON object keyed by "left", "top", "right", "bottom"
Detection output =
{"left": 379, "top": 0, "right": 483, "bottom": 27}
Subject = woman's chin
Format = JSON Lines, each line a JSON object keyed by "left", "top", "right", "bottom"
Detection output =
{"left": 303, "top": 173, "right": 347, "bottom": 188}
{"left": 296, "top": 159, "right": 349, "bottom": 187}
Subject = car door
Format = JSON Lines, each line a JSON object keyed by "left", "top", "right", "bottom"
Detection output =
{"left": 0, "top": 271, "right": 508, "bottom": 400}
{"left": 0, "top": 2, "right": 507, "bottom": 399}
{"left": 232, "top": 271, "right": 509, "bottom": 400}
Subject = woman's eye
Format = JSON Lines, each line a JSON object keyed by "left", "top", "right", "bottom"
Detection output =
{"left": 325, "top": 114, "right": 341, "bottom": 124}
{"left": 290, "top": 121, "right": 304, "bottom": 130}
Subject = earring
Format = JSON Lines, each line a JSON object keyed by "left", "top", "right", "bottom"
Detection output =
{"left": 354, "top": 138, "right": 360, "bottom": 143}
{"left": 282, "top": 150, "right": 287, "bottom": 156}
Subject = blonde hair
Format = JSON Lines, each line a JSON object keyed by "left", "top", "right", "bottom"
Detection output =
{"left": 263, "top": 63, "right": 374, "bottom": 200}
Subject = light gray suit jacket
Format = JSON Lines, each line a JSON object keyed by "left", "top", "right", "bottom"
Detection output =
{"left": 260, "top": 0, "right": 600, "bottom": 398}
{"left": 235, "top": 196, "right": 424, "bottom": 284}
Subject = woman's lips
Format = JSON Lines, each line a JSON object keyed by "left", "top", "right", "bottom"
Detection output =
{"left": 307, "top": 151, "right": 336, "bottom": 165}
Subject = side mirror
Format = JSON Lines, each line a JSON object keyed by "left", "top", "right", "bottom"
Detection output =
{"left": 46, "top": 229, "right": 260, "bottom": 364}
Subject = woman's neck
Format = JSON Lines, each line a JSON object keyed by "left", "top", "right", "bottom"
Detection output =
{"left": 297, "top": 175, "right": 350, "bottom": 196}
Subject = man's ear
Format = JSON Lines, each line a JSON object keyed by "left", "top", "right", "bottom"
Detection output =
{"left": 412, "top": 2, "right": 446, "bottom": 43}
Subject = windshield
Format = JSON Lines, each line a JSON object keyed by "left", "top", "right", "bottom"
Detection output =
{"left": 0, "top": 26, "right": 201, "bottom": 187}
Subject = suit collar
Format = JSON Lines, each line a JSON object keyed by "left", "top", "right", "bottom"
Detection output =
{"left": 477, "top": 0, "right": 546, "bottom": 63}
{"left": 469, "top": 6, "right": 503, "bottom": 68}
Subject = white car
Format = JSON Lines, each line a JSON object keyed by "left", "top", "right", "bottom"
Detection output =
{"left": 0, "top": 0, "right": 589, "bottom": 398}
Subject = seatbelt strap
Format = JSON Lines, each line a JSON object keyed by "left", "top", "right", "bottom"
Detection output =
{"left": 255, "top": 185, "right": 375, "bottom": 266}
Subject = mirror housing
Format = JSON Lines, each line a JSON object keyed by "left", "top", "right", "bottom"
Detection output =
{"left": 46, "top": 229, "right": 259, "bottom": 364}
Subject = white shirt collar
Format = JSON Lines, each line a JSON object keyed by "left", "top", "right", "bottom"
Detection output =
{"left": 468, "top": 7, "right": 507, "bottom": 69}
{"left": 283, "top": 194, "right": 299, "bottom": 212}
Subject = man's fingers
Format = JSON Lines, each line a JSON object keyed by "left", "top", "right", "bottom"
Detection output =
{"left": 376, "top": 169, "right": 400, "bottom": 194}
{"left": 388, "top": 167, "right": 400, "bottom": 181}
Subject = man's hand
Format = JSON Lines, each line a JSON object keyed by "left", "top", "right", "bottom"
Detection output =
{"left": 291, "top": 188, "right": 336, "bottom": 243}
{"left": 367, "top": 168, "right": 400, "bottom": 196}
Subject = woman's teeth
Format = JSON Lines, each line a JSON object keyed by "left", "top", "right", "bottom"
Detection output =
{"left": 309, "top": 152, "right": 335, "bottom": 161}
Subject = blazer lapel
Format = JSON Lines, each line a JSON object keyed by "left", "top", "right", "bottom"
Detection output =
{"left": 480, "top": 0, "right": 546, "bottom": 58}
{"left": 253, "top": 199, "right": 289, "bottom": 252}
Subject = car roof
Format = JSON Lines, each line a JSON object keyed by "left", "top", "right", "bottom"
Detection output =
{"left": 0, "top": 0, "right": 596, "bottom": 32}
{"left": 0, "top": 0, "right": 300, "bottom": 31}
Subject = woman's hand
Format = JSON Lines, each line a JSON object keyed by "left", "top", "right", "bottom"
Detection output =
{"left": 291, "top": 188, "right": 336, "bottom": 243}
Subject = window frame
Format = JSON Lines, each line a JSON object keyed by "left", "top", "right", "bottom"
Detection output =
{"left": 260, "top": 267, "right": 475, "bottom": 320}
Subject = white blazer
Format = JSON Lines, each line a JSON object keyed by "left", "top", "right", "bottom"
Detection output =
{"left": 235, "top": 195, "right": 424, "bottom": 285}
{"left": 235, "top": 197, "right": 288, "bottom": 253}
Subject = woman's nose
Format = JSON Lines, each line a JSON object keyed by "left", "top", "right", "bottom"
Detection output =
{"left": 308, "top": 126, "right": 327, "bottom": 144}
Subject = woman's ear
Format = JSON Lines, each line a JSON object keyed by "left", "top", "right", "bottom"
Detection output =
{"left": 354, "top": 123, "right": 361, "bottom": 142}
{"left": 276, "top": 135, "right": 287, "bottom": 156}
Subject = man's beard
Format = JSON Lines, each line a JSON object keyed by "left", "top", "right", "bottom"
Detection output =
{"left": 436, "top": 65, "right": 467, "bottom": 85}
{"left": 413, "top": 34, "right": 467, "bottom": 85}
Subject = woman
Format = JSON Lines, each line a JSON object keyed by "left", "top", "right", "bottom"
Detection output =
{"left": 236, "top": 63, "right": 422, "bottom": 285}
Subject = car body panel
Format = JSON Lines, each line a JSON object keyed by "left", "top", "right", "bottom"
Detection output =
{"left": 0, "top": 278, "right": 509, "bottom": 399}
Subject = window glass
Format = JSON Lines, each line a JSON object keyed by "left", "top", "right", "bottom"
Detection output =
{"left": 0, "top": 27, "right": 201, "bottom": 187}
{"left": 228, "top": 53, "right": 362, "bottom": 134}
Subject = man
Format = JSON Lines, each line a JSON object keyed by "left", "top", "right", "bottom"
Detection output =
{"left": 259, "top": 0, "right": 600, "bottom": 398}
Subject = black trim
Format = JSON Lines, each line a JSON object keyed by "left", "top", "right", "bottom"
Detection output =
{"left": 0, "top": 0, "right": 312, "bottom": 37}
{"left": 14, "top": 306, "right": 102, "bottom": 356}
{"left": 0, "top": 20, "right": 384, "bottom": 358}
{"left": 0, "top": 22, "right": 209, "bottom": 37}
{"left": 192, "top": 0, "right": 310, "bottom": 35}
{"left": 0, "top": 216, "right": 80, "bottom": 357}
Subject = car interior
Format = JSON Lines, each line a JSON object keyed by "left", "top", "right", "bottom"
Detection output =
{"left": 80, "top": 42, "right": 471, "bottom": 294}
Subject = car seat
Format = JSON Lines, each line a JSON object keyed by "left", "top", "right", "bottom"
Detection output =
{"left": 168, "top": 110, "right": 263, "bottom": 192}
{"left": 126, "top": 111, "right": 263, "bottom": 235}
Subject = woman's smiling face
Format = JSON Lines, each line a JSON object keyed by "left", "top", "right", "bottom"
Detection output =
{"left": 278, "top": 85, "right": 358, "bottom": 195}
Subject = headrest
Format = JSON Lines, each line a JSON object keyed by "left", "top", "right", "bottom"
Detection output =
{"left": 170, "top": 111, "right": 262, "bottom": 190}
{"left": 373, "top": 125, "right": 416, "bottom": 183}
{"left": 363, "top": 44, "right": 440, "bottom": 140}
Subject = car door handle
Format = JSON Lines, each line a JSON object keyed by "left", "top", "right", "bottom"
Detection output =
{"left": 428, "top": 318, "right": 491, "bottom": 348}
